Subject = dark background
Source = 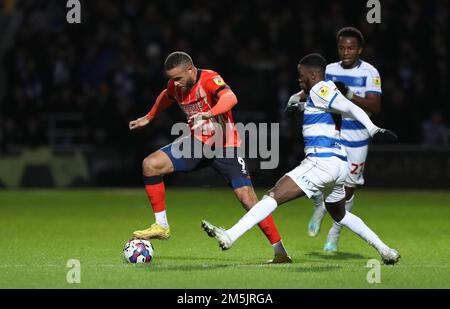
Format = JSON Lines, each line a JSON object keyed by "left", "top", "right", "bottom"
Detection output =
{"left": 0, "top": 0, "right": 448, "bottom": 188}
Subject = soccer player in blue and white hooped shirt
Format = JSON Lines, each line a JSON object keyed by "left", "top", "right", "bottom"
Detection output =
{"left": 305, "top": 27, "right": 384, "bottom": 252}
{"left": 201, "top": 53, "right": 400, "bottom": 265}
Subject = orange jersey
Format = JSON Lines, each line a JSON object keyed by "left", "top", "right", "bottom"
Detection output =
{"left": 166, "top": 69, "right": 241, "bottom": 147}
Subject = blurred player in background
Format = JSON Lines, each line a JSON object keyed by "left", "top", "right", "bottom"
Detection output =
{"left": 304, "top": 27, "right": 383, "bottom": 252}
{"left": 129, "top": 51, "right": 291, "bottom": 263}
{"left": 202, "top": 53, "right": 400, "bottom": 265}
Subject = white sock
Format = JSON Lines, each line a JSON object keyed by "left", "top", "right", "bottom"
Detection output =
{"left": 345, "top": 194, "right": 355, "bottom": 212}
{"left": 155, "top": 211, "right": 169, "bottom": 228}
{"left": 227, "top": 196, "right": 278, "bottom": 243}
{"left": 328, "top": 195, "right": 354, "bottom": 238}
{"left": 339, "top": 211, "right": 389, "bottom": 253}
{"left": 272, "top": 240, "right": 288, "bottom": 256}
{"left": 312, "top": 193, "right": 327, "bottom": 217}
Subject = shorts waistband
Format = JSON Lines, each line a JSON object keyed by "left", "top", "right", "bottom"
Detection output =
{"left": 306, "top": 152, "right": 347, "bottom": 161}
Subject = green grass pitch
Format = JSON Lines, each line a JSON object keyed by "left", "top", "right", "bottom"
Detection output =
{"left": 1, "top": 189, "right": 449, "bottom": 288}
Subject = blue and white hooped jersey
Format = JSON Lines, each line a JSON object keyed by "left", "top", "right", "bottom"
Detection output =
{"left": 303, "top": 80, "right": 346, "bottom": 161}
{"left": 325, "top": 60, "right": 381, "bottom": 147}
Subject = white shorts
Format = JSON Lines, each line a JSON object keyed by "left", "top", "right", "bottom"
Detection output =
{"left": 343, "top": 145, "right": 368, "bottom": 187}
{"left": 285, "top": 156, "right": 348, "bottom": 203}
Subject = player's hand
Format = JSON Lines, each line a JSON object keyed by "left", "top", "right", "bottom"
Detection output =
{"left": 334, "top": 81, "right": 354, "bottom": 100}
{"left": 188, "top": 112, "right": 213, "bottom": 129}
{"left": 129, "top": 116, "right": 150, "bottom": 130}
{"left": 370, "top": 127, "right": 398, "bottom": 142}
{"left": 188, "top": 112, "right": 213, "bottom": 122}
{"left": 284, "top": 93, "right": 305, "bottom": 117}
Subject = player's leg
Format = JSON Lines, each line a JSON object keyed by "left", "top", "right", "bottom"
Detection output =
{"left": 202, "top": 175, "right": 305, "bottom": 250}
{"left": 307, "top": 192, "right": 327, "bottom": 237}
{"left": 208, "top": 153, "right": 291, "bottom": 262}
{"left": 324, "top": 145, "right": 367, "bottom": 252}
{"left": 228, "top": 176, "right": 304, "bottom": 244}
{"left": 324, "top": 186, "right": 400, "bottom": 264}
{"left": 202, "top": 157, "right": 324, "bottom": 250}
{"left": 233, "top": 185, "right": 291, "bottom": 263}
{"left": 134, "top": 136, "right": 201, "bottom": 240}
{"left": 133, "top": 150, "right": 174, "bottom": 240}
{"left": 324, "top": 185, "right": 356, "bottom": 251}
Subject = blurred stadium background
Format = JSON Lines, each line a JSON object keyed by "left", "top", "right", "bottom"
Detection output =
{"left": 0, "top": 0, "right": 449, "bottom": 189}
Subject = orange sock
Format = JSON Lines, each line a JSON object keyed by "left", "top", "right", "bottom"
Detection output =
{"left": 258, "top": 215, "right": 281, "bottom": 245}
{"left": 143, "top": 176, "right": 165, "bottom": 213}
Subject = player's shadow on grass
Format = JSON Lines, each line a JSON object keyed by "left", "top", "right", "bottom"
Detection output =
{"left": 159, "top": 255, "right": 242, "bottom": 262}
{"left": 147, "top": 263, "right": 341, "bottom": 273}
{"left": 305, "top": 251, "right": 366, "bottom": 261}
{"left": 143, "top": 256, "right": 342, "bottom": 273}
{"left": 146, "top": 263, "right": 243, "bottom": 272}
{"left": 290, "top": 265, "right": 342, "bottom": 273}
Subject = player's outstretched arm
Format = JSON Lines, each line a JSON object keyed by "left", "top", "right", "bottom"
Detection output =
{"left": 334, "top": 81, "right": 381, "bottom": 115}
{"left": 284, "top": 92, "right": 305, "bottom": 117}
{"left": 188, "top": 90, "right": 237, "bottom": 127}
{"left": 370, "top": 127, "right": 398, "bottom": 142}
{"left": 129, "top": 89, "right": 174, "bottom": 131}
{"left": 330, "top": 93, "right": 397, "bottom": 141}
{"left": 209, "top": 91, "right": 238, "bottom": 116}
{"left": 129, "top": 116, "right": 150, "bottom": 130}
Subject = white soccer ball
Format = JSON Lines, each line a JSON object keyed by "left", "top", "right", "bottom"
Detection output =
{"left": 123, "top": 239, "right": 154, "bottom": 264}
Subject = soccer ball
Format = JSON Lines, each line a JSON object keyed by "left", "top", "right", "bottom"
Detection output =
{"left": 123, "top": 239, "right": 154, "bottom": 264}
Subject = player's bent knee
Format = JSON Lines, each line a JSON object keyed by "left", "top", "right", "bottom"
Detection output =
{"left": 235, "top": 187, "right": 257, "bottom": 209}
{"left": 143, "top": 154, "right": 169, "bottom": 176}
{"left": 239, "top": 194, "right": 255, "bottom": 209}
{"left": 142, "top": 157, "right": 156, "bottom": 176}
{"left": 265, "top": 175, "right": 304, "bottom": 205}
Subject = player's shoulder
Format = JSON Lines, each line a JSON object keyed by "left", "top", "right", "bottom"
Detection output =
{"left": 359, "top": 60, "right": 380, "bottom": 74}
{"left": 311, "top": 80, "right": 336, "bottom": 92}
{"left": 201, "top": 69, "right": 220, "bottom": 79}
{"left": 326, "top": 62, "right": 341, "bottom": 71}
{"left": 310, "top": 80, "right": 337, "bottom": 102}
{"left": 201, "top": 69, "right": 227, "bottom": 87}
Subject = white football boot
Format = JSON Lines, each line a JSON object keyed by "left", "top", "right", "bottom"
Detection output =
{"left": 379, "top": 248, "right": 401, "bottom": 265}
{"left": 323, "top": 234, "right": 339, "bottom": 252}
{"left": 201, "top": 220, "right": 233, "bottom": 250}
{"left": 308, "top": 208, "right": 325, "bottom": 237}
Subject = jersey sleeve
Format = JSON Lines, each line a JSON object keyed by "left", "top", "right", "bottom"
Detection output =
{"left": 328, "top": 92, "right": 378, "bottom": 134}
{"left": 203, "top": 75, "right": 232, "bottom": 98}
{"left": 365, "top": 66, "right": 382, "bottom": 94}
{"left": 309, "top": 82, "right": 340, "bottom": 110}
{"left": 165, "top": 80, "right": 177, "bottom": 101}
{"left": 146, "top": 89, "right": 176, "bottom": 121}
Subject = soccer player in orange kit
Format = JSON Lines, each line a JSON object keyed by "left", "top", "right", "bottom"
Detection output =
{"left": 129, "top": 51, "right": 291, "bottom": 263}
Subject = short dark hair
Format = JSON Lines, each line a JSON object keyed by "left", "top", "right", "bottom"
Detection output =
{"left": 164, "top": 51, "right": 193, "bottom": 70}
{"left": 298, "top": 53, "right": 327, "bottom": 72}
{"left": 336, "top": 26, "right": 365, "bottom": 46}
